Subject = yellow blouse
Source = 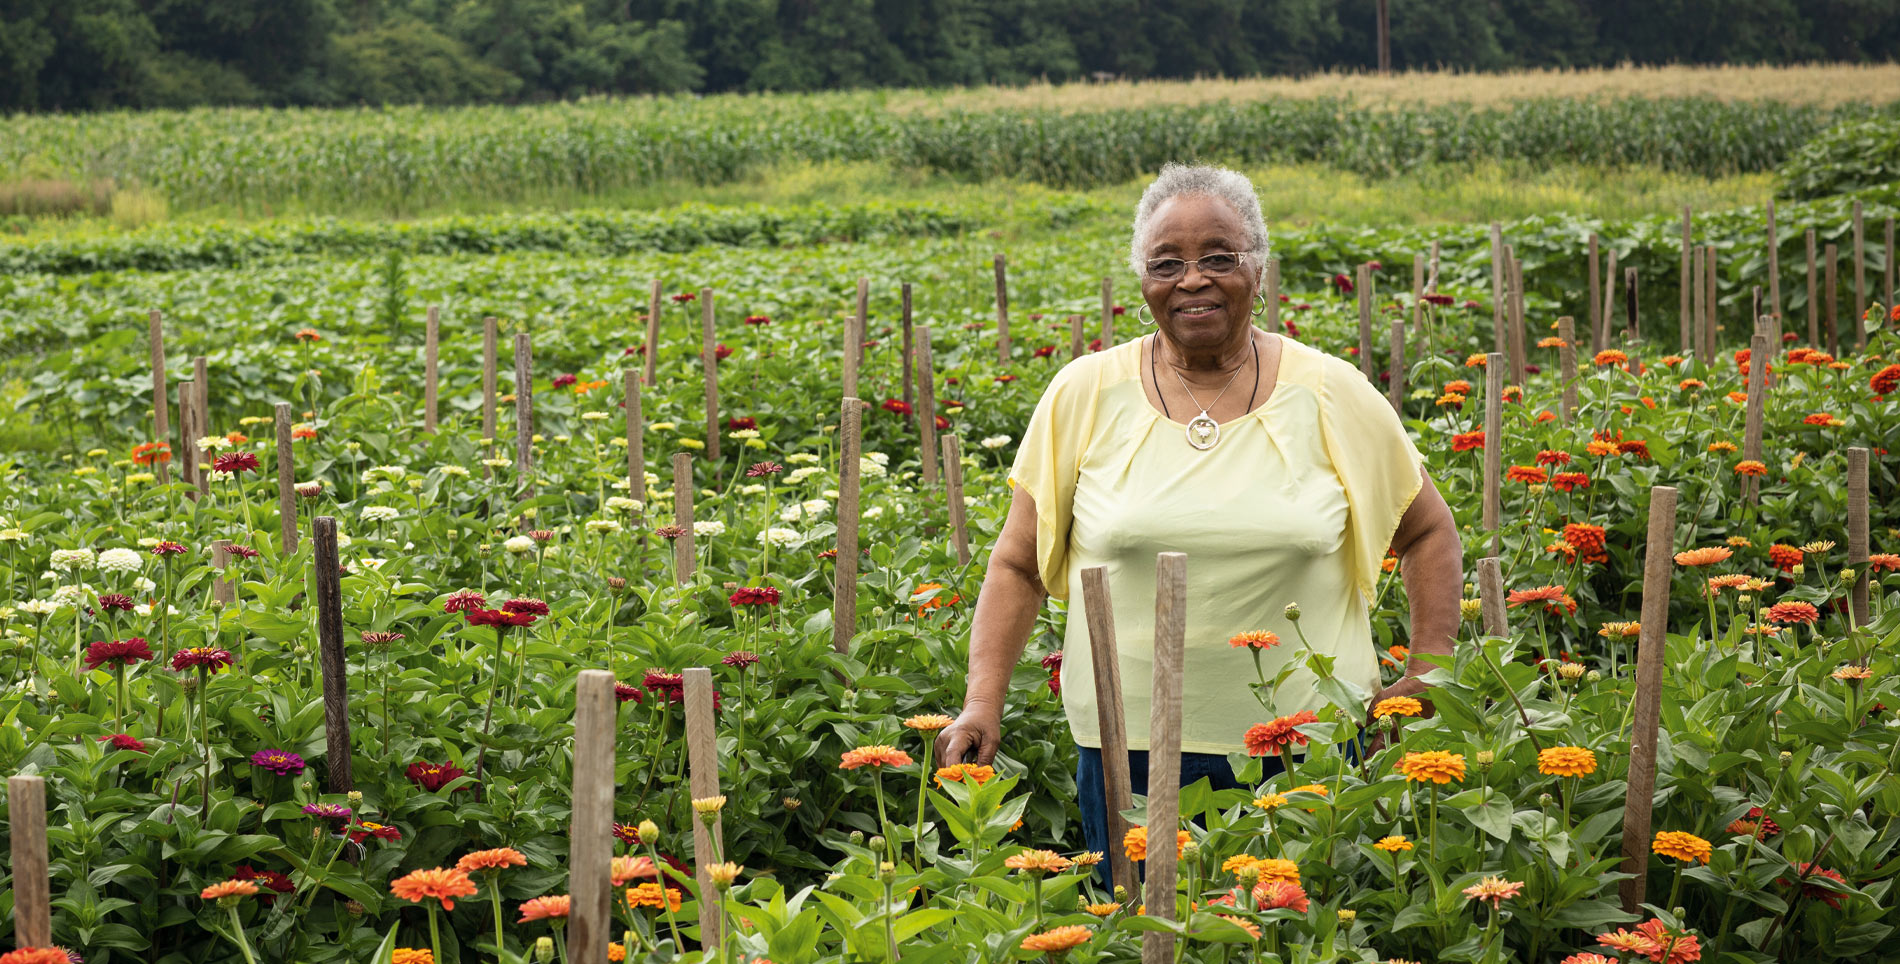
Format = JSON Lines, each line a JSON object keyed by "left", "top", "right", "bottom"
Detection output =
{"left": 1008, "top": 335, "right": 1424, "bottom": 754}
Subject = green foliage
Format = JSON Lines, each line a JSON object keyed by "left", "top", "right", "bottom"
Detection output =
{"left": 1779, "top": 118, "right": 1900, "bottom": 202}
{"left": 329, "top": 19, "right": 520, "bottom": 105}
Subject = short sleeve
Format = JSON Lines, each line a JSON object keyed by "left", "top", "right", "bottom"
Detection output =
{"left": 1007, "top": 361, "right": 1101, "bottom": 602}
{"left": 1314, "top": 353, "right": 1426, "bottom": 606}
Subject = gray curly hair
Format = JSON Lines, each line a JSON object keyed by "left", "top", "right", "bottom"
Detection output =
{"left": 1128, "top": 163, "right": 1271, "bottom": 285}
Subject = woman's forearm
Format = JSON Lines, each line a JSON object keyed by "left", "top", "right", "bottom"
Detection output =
{"left": 1399, "top": 521, "right": 1463, "bottom": 674}
{"left": 959, "top": 562, "right": 1046, "bottom": 718}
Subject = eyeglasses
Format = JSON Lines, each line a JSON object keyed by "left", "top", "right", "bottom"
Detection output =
{"left": 1144, "top": 251, "right": 1246, "bottom": 282}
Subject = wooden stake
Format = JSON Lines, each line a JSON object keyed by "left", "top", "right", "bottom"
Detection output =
{"left": 671, "top": 452, "right": 695, "bottom": 583}
{"left": 854, "top": 277, "right": 870, "bottom": 371}
{"left": 1887, "top": 217, "right": 1896, "bottom": 312}
{"left": 1356, "top": 263, "right": 1375, "bottom": 380}
{"left": 833, "top": 398, "right": 861, "bottom": 654}
{"left": 1080, "top": 567, "right": 1135, "bottom": 896}
{"left": 192, "top": 355, "right": 208, "bottom": 453}
{"left": 149, "top": 310, "right": 170, "bottom": 485}
{"left": 568, "top": 670, "right": 616, "bottom": 964}
{"left": 1483, "top": 354, "right": 1505, "bottom": 557}
{"left": 179, "top": 380, "right": 199, "bottom": 495}
{"left": 901, "top": 283, "right": 915, "bottom": 419}
{"left": 1825, "top": 244, "right": 1840, "bottom": 358}
{"left": 1069, "top": 313, "right": 1085, "bottom": 360}
{"left": 942, "top": 435, "right": 970, "bottom": 566}
{"left": 1807, "top": 229, "right": 1820, "bottom": 348}
{"left": 1477, "top": 556, "right": 1508, "bottom": 638}
{"left": 624, "top": 370, "right": 645, "bottom": 510}
{"left": 1705, "top": 244, "right": 1718, "bottom": 364}
{"left": 1691, "top": 246, "right": 1706, "bottom": 367}
{"left": 482, "top": 317, "right": 499, "bottom": 448}
{"left": 1387, "top": 319, "right": 1405, "bottom": 413}
{"left": 423, "top": 305, "right": 440, "bottom": 433}
{"left": 1587, "top": 233, "right": 1601, "bottom": 353}
{"left": 514, "top": 333, "right": 533, "bottom": 499}
{"left": 1508, "top": 255, "right": 1528, "bottom": 386}
{"left": 1264, "top": 259, "right": 1282, "bottom": 336}
{"left": 274, "top": 402, "right": 297, "bottom": 556}
{"left": 313, "top": 516, "right": 353, "bottom": 793}
{"left": 1687, "top": 205, "right": 1702, "bottom": 353}
{"left": 1142, "top": 552, "right": 1187, "bottom": 964}
{"left": 684, "top": 667, "right": 725, "bottom": 946}
{"left": 1618, "top": 485, "right": 1678, "bottom": 914}
{"left": 1624, "top": 267, "right": 1639, "bottom": 342}
{"left": 915, "top": 328, "right": 939, "bottom": 486}
{"left": 994, "top": 254, "right": 1011, "bottom": 364}
{"left": 1601, "top": 249, "right": 1619, "bottom": 349}
{"left": 842, "top": 291, "right": 860, "bottom": 402}
{"left": 7, "top": 774, "right": 50, "bottom": 947}
{"left": 1410, "top": 253, "right": 1423, "bottom": 331}
{"left": 1489, "top": 222, "right": 1505, "bottom": 354}
{"left": 1849, "top": 447, "right": 1870, "bottom": 628}
{"left": 644, "top": 280, "right": 662, "bottom": 389}
{"left": 701, "top": 289, "right": 720, "bottom": 466}
{"left": 1854, "top": 200, "right": 1867, "bottom": 342}
{"left": 1557, "top": 317, "right": 1578, "bottom": 424}
{"left": 1741, "top": 331, "right": 1770, "bottom": 505}
{"left": 1101, "top": 277, "right": 1116, "bottom": 347}
{"left": 1766, "top": 201, "right": 1782, "bottom": 332}
{"left": 212, "top": 539, "right": 236, "bottom": 607}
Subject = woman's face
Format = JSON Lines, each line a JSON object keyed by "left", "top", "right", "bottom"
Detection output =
{"left": 1139, "top": 194, "right": 1257, "bottom": 353}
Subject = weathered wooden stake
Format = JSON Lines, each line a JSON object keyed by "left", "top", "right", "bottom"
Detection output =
{"left": 1854, "top": 200, "right": 1867, "bottom": 341}
{"left": 915, "top": 328, "right": 939, "bottom": 486}
{"left": 212, "top": 539, "right": 236, "bottom": 606}
{"left": 684, "top": 667, "right": 725, "bottom": 946}
{"left": 274, "top": 402, "right": 297, "bottom": 555}
{"left": 1825, "top": 243, "right": 1840, "bottom": 358}
{"left": 1356, "top": 262, "right": 1375, "bottom": 380}
{"left": 1483, "top": 354, "right": 1505, "bottom": 557}
{"left": 1387, "top": 319, "right": 1405, "bottom": 413}
{"left": 1624, "top": 267, "right": 1639, "bottom": 342}
{"left": 1264, "top": 259, "right": 1282, "bottom": 336}
{"left": 643, "top": 280, "right": 662, "bottom": 388}
{"left": 1587, "top": 233, "right": 1602, "bottom": 352}
{"left": 1704, "top": 244, "right": 1718, "bottom": 364}
{"left": 1477, "top": 556, "right": 1509, "bottom": 638}
{"left": 1143, "top": 552, "right": 1188, "bottom": 964}
{"left": 1680, "top": 206, "right": 1694, "bottom": 351}
{"left": 1807, "top": 229, "right": 1820, "bottom": 348}
{"left": 833, "top": 398, "right": 862, "bottom": 654}
{"left": 701, "top": 289, "right": 720, "bottom": 466}
{"left": 423, "top": 305, "right": 440, "bottom": 433}
{"left": 514, "top": 333, "right": 533, "bottom": 498}
{"left": 1692, "top": 246, "right": 1707, "bottom": 366}
{"left": 994, "top": 254, "right": 1011, "bottom": 364}
{"left": 1886, "top": 217, "right": 1896, "bottom": 312}
{"left": 313, "top": 516, "right": 353, "bottom": 793}
{"left": 179, "top": 381, "right": 199, "bottom": 496}
{"left": 1069, "top": 313, "right": 1086, "bottom": 361}
{"left": 1411, "top": 254, "right": 1424, "bottom": 331}
{"left": 149, "top": 310, "right": 170, "bottom": 485}
{"left": 672, "top": 452, "right": 696, "bottom": 583}
{"left": 1080, "top": 566, "right": 1135, "bottom": 896}
{"left": 901, "top": 282, "right": 915, "bottom": 419}
{"left": 568, "top": 669, "right": 616, "bottom": 964}
{"left": 854, "top": 277, "right": 870, "bottom": 371}
{"left": 1600, "top": 249, "right": 1619, "bottom": 349}
{"left": 8, "top": 774, "right": 50, "bottom": 947}
{"left": 1849, "top": 447, "right": 1870, "bottom": 629}
{"left": 1557, "top": 317, "right": 1578, "bottom": 424}
{"left": 1101, "top": 277, "right": 1116, "bottom": 346}
{"left": 1489, "top": 222, "right": 1506, "bottom": 354}
{"left": 1618, "top": 485, "right": 1678, "bottom": 914}
{"left": 1508, "top": 254, "right": 1528, "bottom": 385}
{"left": 192, "top": 355, "right": 208, "bottom": 445}
{"left": 1767, "top": 201, "right": 1782, "bottom": 333}
{"left": 942, "top": 435, "right": 970, "bottom": 566}
{"left": 1741, "top": 331, "right": 1770, "bottom": 505}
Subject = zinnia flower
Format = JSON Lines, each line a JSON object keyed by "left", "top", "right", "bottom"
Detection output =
{"left": 1020, "top": 925, "right": 1092, "bottom": 952}
{"left": 1778, "top": 863, "right": 1850, "bottom": 909}
{"left": 501, "top": 597, "right": 549, "bottom": 616}
{"left": 83, "top": 637, "right": 153, "bottom": 671}
{"left": 839, "top": 745, "right": 912, "bottom": 769}
{"left": 935, "top": 763, "right": 996, "bottom": 786}
{"left": 611, "top": 855, "right": 657, "bottom": 885}
{"left": 903, "top": 714, "right": 954, "bottom": 731}
{"left": 1121, "top": 826, "right": 1189, "bottom": 862}
{"left": 442, "top": 589, "right": 487, "bottom": 613}
{"left": 249, "top": 749, "right": 306, "bottom": 776}
{"left": 1506, "top": 585, "right": 1577, "bottom": 616}
{"left": 625, "top": 883, "right": 682, "bottom": 912}
{"left": 405, "top": 760, "right": 467, "bottom": 792}
{"left": 1633, "top": 918, "right": 1701, "bottom": 964}
{"left": 1461, "top": 876, "right": 1524, "bottom": 907}
{"left": 1372, "top": 697, "right": 1423, "bottom": 719}
{"left": 721, "top": 651, "right": 761, "bottom": 670}
{"left": 1004, "top": 850, "right": 1073, "bottom": 874}
{"left": 729, "top": 586, "right": 783, "bottom": 606}
{"left": 201, "top": 879, "right": 260, "bottom": 901}
{"left": 1768, "top": 544, "right": 1803, "bottom": 571}
{"left": 1451, "top": 430, "right": 1485, "bottom": 451}
{"left": 1396, "top": 750, "right": 1466, "bottom": 785}
{"left": 1764, "top": 601, "right": 1820, "bottom": 626}
{"left": 99, "top": 733, "right": 148, "bottom": 752}
{"left": 1594, "top": 349, "right": 1628, "bottom": 367}
{"left": 1734, "top": 460, "right": 1768, "bottom": 477}
{"left": 302, "top": 803, "right": 351, "bottom": 820}
{"left": 1505, "top": 465, "right": 1549, "bottom": 484}
{"left": 211, "top": 452, "right": 260, "bottom": 474}
{"left": 1242, "top": 710, "right": 1319, "bottom": 757}
{"left": 1537, "top": 746, "right": 1597, "bottom": 777}
{"left": 1673, "top": 547, "right": 1732, "bottom": 566}
{"left": 1229, "top": 630, "right": 1281, "bottom": 650}
{"left": 1252, "top": 879, "right": 1310, "bottom": 913}
{"left": 457, "top": 848, "right": 528, "bottom": 873}
{"left": 1651, "top": 831, "right": 1712, "bottom": 864}
{"left": 389, "top": 868, "right": 478, "bottom": 910}
{"left": 517, "top": 895, "right": 571, "bottom": 922}
{"left": 1374, "top": 835, "right": 1412, "bottom": 852}
{"left": 170, "top": 647, "right": 235, "bottom": 672}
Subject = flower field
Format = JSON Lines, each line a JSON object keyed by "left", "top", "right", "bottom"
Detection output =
{"left": 5, "top": 137, "right": 1900, "bottom": 962}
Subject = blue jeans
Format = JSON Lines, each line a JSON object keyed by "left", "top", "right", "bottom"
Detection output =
{"left": 1076, "top": 745, "right": 1277, "bottom": 891}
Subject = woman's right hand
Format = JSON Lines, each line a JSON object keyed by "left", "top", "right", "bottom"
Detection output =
{"left": 935, "top": 705, "right": 1002, "bottom": 766}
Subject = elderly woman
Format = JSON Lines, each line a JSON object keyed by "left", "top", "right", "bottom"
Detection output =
{"left": 936, "top": 163, "right": 1463, "bottom": 864}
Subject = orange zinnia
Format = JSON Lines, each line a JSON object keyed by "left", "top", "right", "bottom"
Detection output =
{"left": 1396, "top": 750, "right": 1466, "bottom": 785}
{"left": 1242, "top": 710, "right": 1319, "bottom": 757}
{"left": 455, "top": 848, "right": 528, "bottom": 873}
{"left": 1020, "top": 925, "right": 1092, "bottom": 952}
{"left": 1372, "top": 696, "right": 1424, "bottom": 719}
{"left": 903, "top": 714, "right": 954, "bottom": 731}
{"left": 1228, "top": 630, "right": 1281, "bottom": 650}
{"left": 1593, "top": 350, "right": 1628, "bottom": 367}
{"left": 1651, "top": 831, "right": 1712, "bottom": 864}
{"left": 1673, "top": 546, "right": 1732, "bottom": 567}
{"left": 1374, "top": 835, "right": 1413, "bottom": 852}
{"left": 839, "top": 745, "right": 912, "bottom": 769}
{"left": 1253, "top": 858, "right": 1300, "bottom": 885}
{"left": 1461, "top": 876, "right": 1525, "bottom": 907}
{"left": 200, "top": 879, "right": 261, "bottom": 901}
{"left": 1505, "top": 465, "right": 1549, "bottom": 484}
{"left": 1537, "top": 746, "right": 1598, "bottom": 777}
{"left": 1764, "top": 601, "right": 1821, "bottom": 626}
{"left": 625, "top": 883, "right": 683, "bottom": 912}
{"left": 1252, "top": 879, "right": 1310, "bottom": 913}
{"left": 611, "top": 855, "right": 657, "bottom": 885}
{"left": 390, "top": 868, "right": 479, "bottom": 910}
{"left": 1733, "top": 460, "right": 1767, "bottom": 477}
{"left": 1122, "top": 826, "right": 1190, "bottom": 862}
{"left": 1506, "top": 585, "right": 1577, "bottom": 616}
{"left": 0, "top": 951, "right": 78, "bottom": 964}
{"left": 935, "top": 763, "right": 996, "bottom": 786}
{"left": 1004, "top": 849, "right": 1073, "bottom": 874}
{"left": 517, "top": 895, "right": 571, "bottom": 922}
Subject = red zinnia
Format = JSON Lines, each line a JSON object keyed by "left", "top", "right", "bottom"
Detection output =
{"left": 99, "top": 733, "right": 148, "bottom": 753}
{"left": 1507, "top": 585, "right": 1577, "bottom": 616}
{"left": 96, "top": 593, "right": 135, "bottom": 612}
{"left": 1535, "top": 450, "right": 1572, "bottom": 467}
{"left": 729, "top": 586, "right": 783, "bottom": 607}
{"left": 881, "top": 398, "right": 914, "bottom": 415}
{"left": 406, "top": 761, "right": 468, "bottom": 792}
{"left": 171, "top": 647, "right": 235, "bottom": 672}
{"left": 132, "top": 441, "right": 173, "bottom": 465}
{"left": 501, "top": 597, "right": 549, "bottom": 616}
{"left": 443, "top": 589, "right": 487, "bottom": 613}
{"left": 1451, "top": 430, "right": 1485, "bottom": 452}
{"left": 1551, "top": 471, "right": 1590, "bottom": 492}
{"left": 1870, "top": 363, "right": 1900, "bottom": 396}
{"left": 1242, "top": 711, "right": 1319, "bottom": 757}
{"left": 465, "top": 608, "right": 537, "bottom": 628}
{"left": 211, "top": 452, "right": 260, "bottom": 474}
{"left": 1779, "top": 863, "right": 1850, "bottom": 909}
{"left": 1763, "top": 601, "right": 1820, "bottom": 626}
{"left": 84, "top": 637, "right": 154, "bottom": 672}
{"left": 1505, "top": 465, "right": 1548, "bottom": 484}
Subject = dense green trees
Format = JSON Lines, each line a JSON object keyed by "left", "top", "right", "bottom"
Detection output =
{"left": 0, "top": 0, "right": 1894, "bottom": 111}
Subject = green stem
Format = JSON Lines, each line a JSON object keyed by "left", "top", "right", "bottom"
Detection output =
{"left": 491, "top": 873, "right": 506, "bottom": 952}
{"left": 225, "top": 904, "right": 259, "bottom": 964}
{"left": 913, "top": 739, "right": 933, "bottom": 867}
{"left": 427, "top": 903, "right": 443, "bottom": 964}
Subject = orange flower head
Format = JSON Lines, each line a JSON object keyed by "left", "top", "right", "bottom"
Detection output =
{"left": 1832, "top": 664, "right": 1874, "bottom": 681}
{"left": 839, "top": 745, "right": 912, "bottom": 770}
{"left": 1505, "top": 465, "right": 1548, "bottom": 484}
{"left": 935, "top": 763, "right": 996, "bottom": 786}
{"left": 1253, "top": 858, "right": 1300, "bottom": 885}
{"left": 1673, "top": 546, "right": 1732, "bottom": 567}
{"left": 0, "top": 952, "right": 73, "bottom": 964}
{"left": 611, "top": 855, "right": 658, "bottom": 886}
{"left": 517, "top": 895, "right": 571, "bottom": 922}
{"left": 456, "top": 848, "right": 528, "bottom": 874}
{"left": 1019, "top": 925, "right": 1092, "bottom": 952}
{"left": 1764, "top": 601, "right": 1820, "bottom": 626}
{"left": 1004, "top": 849, "right": 1073, "bottom": 874}
{"left": 1507, "top": 585, "right": 1577, "bottom": 616}
{"left": 390, "top": 867, "right": 479, "bottom": 910}
{"left": 1084, "top": 902, "right": 1121, "bottom": 916}
{"left": 1768, "top": 544, "right": 1804, "bottom": 571}
{"left": 1634, "top": 918, "right": 1702, "bottom": 964}
{"left": 1596, "top": 928, "right": 1661, "bottom": 955}
{"left": 1598, "top": 621, "right": 1641, "bottom": 638}
{"left": 1228, "top": 630, "right": 1281, "bottom": 650}
{"left": 1537, "top": 746, "right": 1598, "bottom": 777}
{"left": 391, "top": 950, "right": 435, "bottom": 964}
{"left": 1251, "top": 879, "right": 1310, "bottom": 913}
{"left": 1734, "top": 460, "right": 1768, "bottom": 477}
{"left": 201, "top": 879, "right": 260, "bottom": 901}
{"left": 1242, "top": 710, "right": 1319, "bottom": 757}
{"left": 1396, "top": 750, "right": 1466, "bottom": 785}
{"left": 1373, "top": 696, "right": 1424, "bottom": 719}
{"left": 1216, "top": 915, "right": 1263, "bottom": 939}
{"left": 1593, "top": 349, "right": 1628, "bottom": 367}
{"left": 1374, "top": 835, "right": 1413, "bottom": 852}
{"left": 902, "top": 713, "right": 954, "bottom": 731}
{"left": 1122, "top": 826, "right": 1189, "bottom": 862}
{"left": 625, "top": 883, "right": 683, "bottom": 912}
{"left": 1461, "top": 876, "right": 1525, "bottom": 907}
{"left": 1651, "top": 831, "right": 1713, "bottom": 864}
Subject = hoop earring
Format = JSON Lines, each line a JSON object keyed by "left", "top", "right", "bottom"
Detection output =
{"left": 1137, "top": 303, "right": 1156, "bottom": 326}
{"left": 1253, "top": 292, "right": 1268, "bottom": 317}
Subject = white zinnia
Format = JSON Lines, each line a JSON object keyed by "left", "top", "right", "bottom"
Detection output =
{"left": 503, "top": 535, "right": 535, "bottom": 554}
{"left": 740, "top": 484, "right": 766, "bottom": 495}
{"left": 759, "top": 527, "right": 802, "bottom": 547}
{"left": 693, "top": 520, "right": 726, "bottom": 537}
{"left": 98, "top": 548, "right": 143, "bottom": 573}
{"left": 786, "top": 453, "right": 819, "bottom": 465}
{"left": 361, "top": 506, "right": 400, "bottom": 523}
{"left": 981, "top": 435, "right": 1012, "bottom": 450}
{"left": 859, "top": 457, "right": 887, "bottom": 479}
{"left": 605, "top": 497, "right": 643, "bottom": 513}
{"left": 785, "top": 467, "right": 823, "bottom": 484}
{"left": 50, "top": 548, "right": 96, "bottom": 572}
{"left": 17, "top": 599, "right": 57, "bottom": 616}
{"left": 867, "top": 452, "right": 890, "bottom": 466}
{"left": 586, "top": 519, "right": 622, "bottom": 535}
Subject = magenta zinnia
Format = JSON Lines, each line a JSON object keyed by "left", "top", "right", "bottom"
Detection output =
{"left": 729, "top": 586, "right": 782, "bottom": 607}
{"left": 211, "top": 452, "right": 260, "bottom": 474}
{"left": 84, "top": 637, "right": 154, "bottom": 672}
{"left": 171, "top": 647, "right": 235, "bottom": 672}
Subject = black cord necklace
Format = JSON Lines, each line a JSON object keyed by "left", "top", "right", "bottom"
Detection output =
{"left": 1152, "top": 332, "right": 1261, "bottom": 422}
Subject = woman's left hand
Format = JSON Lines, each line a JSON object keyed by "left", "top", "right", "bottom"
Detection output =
{"left": 1363, "top": 676, "right": 1435, "bottom": 753}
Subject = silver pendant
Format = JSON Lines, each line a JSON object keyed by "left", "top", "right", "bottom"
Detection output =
{"left": 1186, "top": 413, "right": 1220, "bottom": 450}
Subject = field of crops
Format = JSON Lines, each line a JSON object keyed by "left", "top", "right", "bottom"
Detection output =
{"left": 5, "top": 66, "right": 1900, "bottom": 964}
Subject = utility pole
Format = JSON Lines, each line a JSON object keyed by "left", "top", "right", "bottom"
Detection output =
{"left": 1376, "top": 0, "right": 1392, "bottom": 73}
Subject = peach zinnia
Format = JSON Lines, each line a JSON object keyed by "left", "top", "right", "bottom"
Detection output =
{"left": 1396, "top": 750, "right": 1466, "bottom": 785}
{"left": 200, "top": 879, "right": 261, "bottom": 901}
{"left": 1228, "top": 630, "right": 1281, "bottom": 650}
{"left": 1252, "top": 879, "right": 1310, "bottom": 913}
{"left": 839, "top": 745, "right": 912, "bottom": 769}
{"left": 1733, "top": 460, "right": 1768, "bottom": 477}
{"left": 1004, "top": 849, "right": 1072, "bottom": 874}
{"left": 1461, "top": 876, "right": 1525, "bottom": 907}
{"left": 456, "top": 848, "right": 528, "bottom": 873}
{"left": 390, "top": 868, "right": 479, "bottom": 910}
{"left": 1242, "top": 710, "right": 1319, "bottom": 757}
{"left": 1537, "top": 746, "right": 1598, "bottom": 777}
{"left": 1764, "top": 601, "right": 1820, "bottom": 625}
{"left": 1019, "top": 925, "right": 1092, "bottom": 953}
{"left": 1122, "top": 826, "right": 1189, "bottom": 862}
{"left": 935, "top": 763, "right": 996, "bottom": 786}
{"left": 611, "top": 855, "right": 657, "bottom": 885}
{"left": 1673, "top": 546, "right": 1732, "bottom": 567}
{"left": 517, "top": 895, "right": 571, "bottom": 922}
{"left": 902, "top": 713, "right": 954, "bottom": 731}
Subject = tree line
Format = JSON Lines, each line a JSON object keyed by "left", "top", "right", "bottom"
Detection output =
{"left": 2, "top": 0, "right": 1896, "bottom": 112}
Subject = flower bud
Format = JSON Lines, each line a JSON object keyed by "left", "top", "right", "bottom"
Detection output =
{"left": 1459, "top": 598, "right": 1484, "bottom": 622}
{"left": 534, "top": 936, "right": 555, "bottom": 962}
{"left": 707, "top": 862, "right": 742, "bottom": 890}
{"left": 848, "top": 830, "right": 865, "bottom": 846}
{"left": 1779, "top": 751, "right": 1792, "bottom": 765}
{"left": 1114, "top": 884, "right": 1128, "bottom": 901}
{"left": 1475, "top": 750, "right": 1495, "bottom": 769}
{"left": 1283, "top": 602, "right": 1301, "bottom": 622}
{"left": 1179, "top": 840, "right": 1199, "bottom": 861}
{"left": 1538, "top": 793, "right": 1553, "bottom": 807}
{"left": 868, "top": 835, "right": 885, "bottom": 852}
{"left": 1840, "top": 569, "right": 1858, "bottom": 582}
{"left": 347, "top": 790, "right": 363, "bottom": 804}
{"left": 1337, "top": 909, "right": 1357, "bottom": 922}
{"left": 638, "top": 819, "right": 661, "bottom": 845}
{"left": 344, "top": 899, "right": 366, "bottom": 918}
{"left": 782, "top": 797, "right": 802, "bottom": 811}
{"left": 1790, "top": 564, "right": 1805, "bottom": 576}
{"left": 607, "top": 577, "right": 627, "bottom": 590}
{"left": 1736, "top": 594, "right": 1752, "bottom": 606}
{"left": 878, "top": 861, "right": 896, "bottom": 880}
{"left": 1585, "top": 670, "right": 1602, "bottom": 683}
{"left": 300, "top": 780, "right": 315, "bottom": 792}
{"left": 692, "top": 795, "right": 726, "bottom": 816}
